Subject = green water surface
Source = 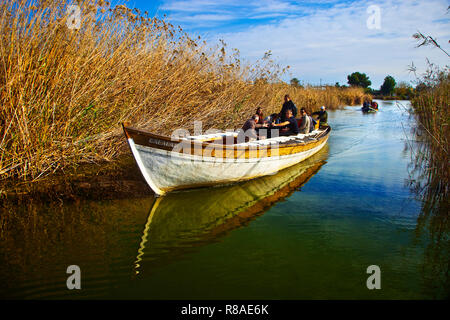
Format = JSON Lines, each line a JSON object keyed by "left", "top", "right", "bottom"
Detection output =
{"left": 0, "top": 100, "right": 447, "bottom": 299}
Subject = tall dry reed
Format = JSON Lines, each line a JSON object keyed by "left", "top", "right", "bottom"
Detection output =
{"left": 409, "top": 65, "right": 449, "bottom": 213}
{"left": 408, "top": 64, "right": 449, "bottom": 298}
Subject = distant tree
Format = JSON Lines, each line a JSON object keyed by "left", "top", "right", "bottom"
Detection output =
{"left": 290, "top": 77, "right": 301, "bottom": 87}
{"left": 347, "top": 72, "right": 372, "bottom": 88}
{"left": 395, "top": 81, "right": 414, "bottom": 99}
{"left": 415, "top": 82, "right": 429, "bottom": 93}
{"left": 364, "top": 87, "right": 373, "bottom": 94}
{"left": 380, "top": 75, "right": 396, "bottom": 96}
{"left": 335, "top": 82, "right": 340, "bottom": 88}
{"left": 396, "top": 81, "right": 412, "bottom": 89}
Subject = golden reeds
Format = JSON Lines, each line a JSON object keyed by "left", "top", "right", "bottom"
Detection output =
{"left": 409, "top": 68, "right": 449, "bottom": 196}
{"left": 408, "top": 68, "right": 449, "bottom": 298}
{"left": 0, "top": 0, "right": 369, "bottom": 182}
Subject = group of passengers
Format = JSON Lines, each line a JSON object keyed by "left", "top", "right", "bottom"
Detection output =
{"left": 362, "top": 99, "right": 378, "bottom": 110}
{"left": 239, "top": 95, "right": 329, "bottom": 142}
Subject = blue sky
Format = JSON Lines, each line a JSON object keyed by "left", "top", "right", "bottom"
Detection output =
{"left": 122, "top": 0, "right": 450, "bottom": 88}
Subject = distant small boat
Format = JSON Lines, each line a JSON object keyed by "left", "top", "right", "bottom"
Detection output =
{"left": 122, "top": 122, "right": 331, "bottom": 196}
{"left": 362, "top": 101, "right": 379, "bottom": 113}
{"left": 361, "top": 106, "right": 377, "bottom": 113}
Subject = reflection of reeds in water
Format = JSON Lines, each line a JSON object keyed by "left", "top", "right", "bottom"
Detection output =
{"left": 408, "top": 70, "right": 449, "bottom": 298}
{"left": 0, "top": 197, "right": 153, "bottom": 298}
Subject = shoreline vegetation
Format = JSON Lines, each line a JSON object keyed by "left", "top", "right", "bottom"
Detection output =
{"left": 408, "top": 64, "right": 449, "bottom": 296}
{"left": 407, "top": 26, "right": 449, "bottom": 296}
{"left": 372, "top": 95, "right": 412, "bottom": 100}
{"left": 0, "top": 0, "right": 370, "bottom": 195}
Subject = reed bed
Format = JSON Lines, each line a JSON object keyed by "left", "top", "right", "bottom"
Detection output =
{"left": 0, "top": 0, "right": 369, "bottom": 182}
{"left": 409, "top": 68, "right": 449, "bottom": 208}
{"left": 408, "top": 66, "right": 449, "bottom": 297}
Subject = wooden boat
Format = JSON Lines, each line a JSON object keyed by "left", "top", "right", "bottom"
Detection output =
{"left": 122, "top": 122, "right": 331, "bottom": 196}
{"left": 361, "top": 106, "right": 377, "bottom": 113}
{"left": 362, "top": 101, "right": 378, "bottom": 113}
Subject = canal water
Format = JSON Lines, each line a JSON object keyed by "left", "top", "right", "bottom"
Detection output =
{"left": 0, "top": 100, "right": 446, "bottom": 299}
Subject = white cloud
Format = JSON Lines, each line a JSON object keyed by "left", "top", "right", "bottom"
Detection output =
{"left": 169, "top": 13, "right": 235, "bottom": 22}
{"left": 161, "top": 0, "right": 236, "bottom": 12}
{"left": 162, "top": 0, "right": 450, "bottom": 87}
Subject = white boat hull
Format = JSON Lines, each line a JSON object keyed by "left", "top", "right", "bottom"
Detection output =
{"left": 127, "top": 135, "right": 329, "bottom": 196}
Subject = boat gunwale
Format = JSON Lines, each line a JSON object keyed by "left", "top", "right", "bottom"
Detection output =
{"left": 122, "top": 122, "right": 331, "bottom": 152}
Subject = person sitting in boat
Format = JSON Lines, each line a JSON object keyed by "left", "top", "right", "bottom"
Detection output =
{"left": 255, "top": 107, "right": 264, "bottom": 124}
{"left": 279, "top": 94, "right": 298, "bottom": 122}
{"left": 362, "top": 99, "right": 372, "bottom": 112}
{"left": 267, "top": 113, "right": 281, "bottom": 125}
{"left": 363, "top": 100, "right": 371, "bottom": 109}
{"left": 298, "top": 108, "right": 311, "bottom": 134}
{"left": 309, "top": 114, "right": 317, "bottom": 132}
{"left": 271, "top": 109, "right": 299, "bottom": 136}
{"left": 371, "top": 101, "right": 378, "bottom": 109}
{"left": 238, "top": 114, "right": 267, "bottom": 142}
{"left": 311, "top": 106, "right": 328, "bottom": 128}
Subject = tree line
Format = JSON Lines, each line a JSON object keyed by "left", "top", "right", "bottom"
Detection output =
{"left": 290, "top": 72, "right": 417, "bottom": 99}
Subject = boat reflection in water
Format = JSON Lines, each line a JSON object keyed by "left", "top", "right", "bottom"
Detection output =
{"left": 134, "top": 146, "right": 328, "bottom": 275}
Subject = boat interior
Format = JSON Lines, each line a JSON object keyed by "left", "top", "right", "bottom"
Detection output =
{"left": 182, "top": 127, "right": 330, "bottom": 147}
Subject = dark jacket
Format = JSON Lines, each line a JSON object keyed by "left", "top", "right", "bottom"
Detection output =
{"left": 280, "top": 101, "right": 298, "bottom": 122}
{"left": 312, "top": 110, "right": 328, "bottom": 124}
{"left": 281, "top": 116, "right": 299, "bottom": 135}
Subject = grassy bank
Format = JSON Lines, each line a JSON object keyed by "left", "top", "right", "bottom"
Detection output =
{"left": 0, "top": 0, "right": 370, "bottom": 183}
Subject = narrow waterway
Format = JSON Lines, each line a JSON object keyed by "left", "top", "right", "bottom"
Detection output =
{"left": 0, "top": 100, "right": 446, "bottom": 299}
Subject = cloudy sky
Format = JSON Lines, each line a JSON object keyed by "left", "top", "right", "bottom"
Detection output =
{"left": 127, "top": 0, "right": 450, "bottom": 88}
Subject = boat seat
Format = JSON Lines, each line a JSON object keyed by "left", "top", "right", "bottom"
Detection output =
{"left": 185, "top": 132, "right": 238, "bottom": 142}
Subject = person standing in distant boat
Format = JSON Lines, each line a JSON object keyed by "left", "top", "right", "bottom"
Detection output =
{"left": 279, "top": 95, "right": 298, "bottom": 122}
{"left": 312, "top": 106, "right": 328, "bottom": 128}
{"left": 363, "top": 100, "right": 370, "bottom": 109}
{"left": 271, "top": 109, "right": 299, "bottom": 136}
